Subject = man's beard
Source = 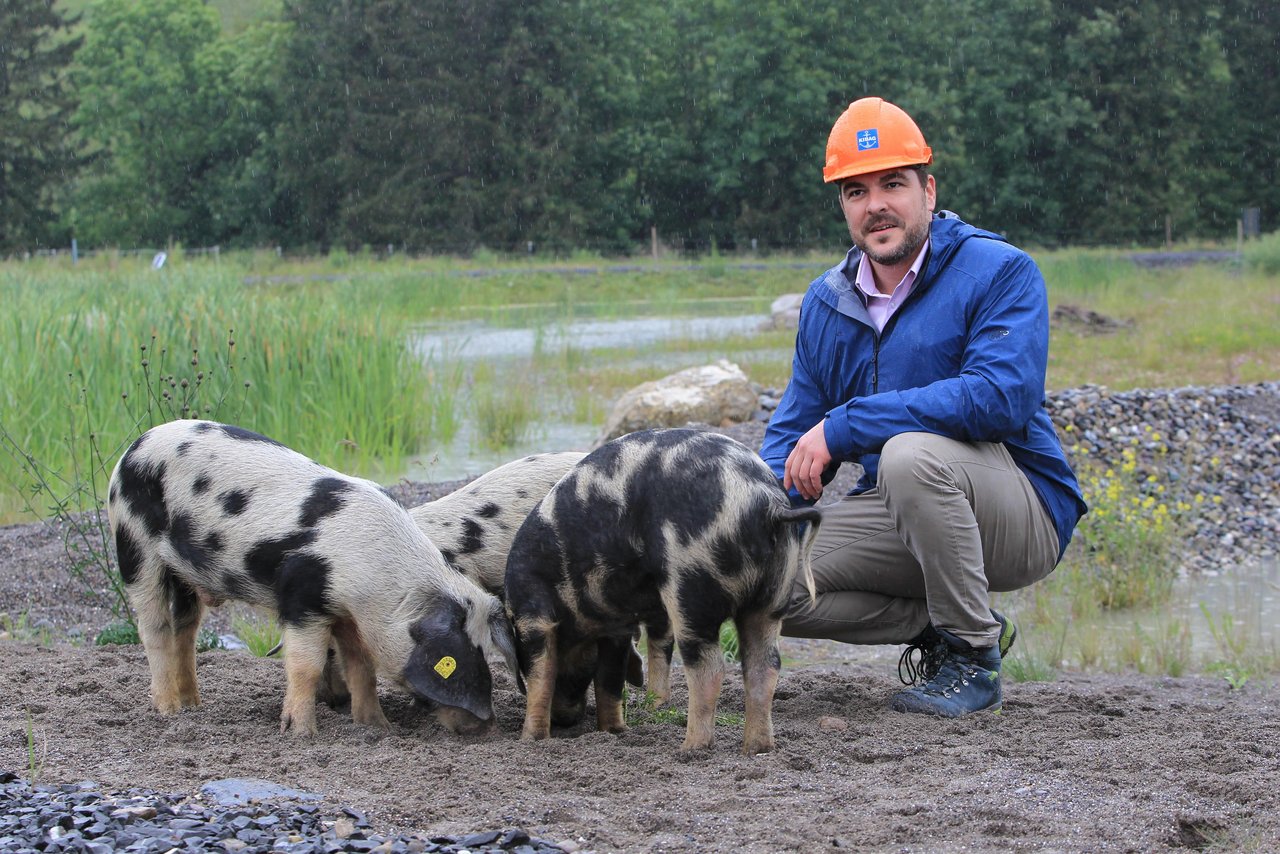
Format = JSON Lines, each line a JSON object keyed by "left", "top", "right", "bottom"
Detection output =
{"left": 856, "top": 215, "right": 930, "bottom": 267}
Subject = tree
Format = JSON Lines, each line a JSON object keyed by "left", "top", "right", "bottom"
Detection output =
{"left": 72, "top": 0, "right": 286, "bottom": 247}
{"left": 0, "top": 0, "right": 82, "bottom": 253}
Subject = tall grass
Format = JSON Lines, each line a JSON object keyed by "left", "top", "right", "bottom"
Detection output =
{"left": 1039, "top": 249, "right": 1278, "bottom": 389}
{"left": 0, "top": 265, "right": 436, "bottom": 521}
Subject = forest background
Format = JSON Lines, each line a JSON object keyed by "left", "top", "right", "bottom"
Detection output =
{"left": 3, "top": 0, "right": 1278, "bottom": 258}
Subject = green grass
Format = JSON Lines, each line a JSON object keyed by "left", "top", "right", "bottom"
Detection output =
{"left": 0, "top": 263, "right": 437, "bottom": 522}
{"left": 1039, "top": 248, "right": 1279, "bottom": 390}
{"left": 625, "top": 688, "right": 745, "bottom": 729}
{"left": 231, "top": 610, "right": 283, "bottom": 658}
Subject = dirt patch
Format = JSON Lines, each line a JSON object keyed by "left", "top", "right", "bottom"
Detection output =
{"left": 1051, "top": 303, "right": 1135, "bottom": 335}
{"left": 2, "top": 641, "right": 1277, "bottom": 852}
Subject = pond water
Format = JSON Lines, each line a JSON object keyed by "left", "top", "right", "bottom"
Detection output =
{"left": 1090, "top": 557, "right": 1280, "bottom": 661}
{"left": 402, "top": 310, "right": 777, "bottom": 483}
{"left": 408, "top": 312, "right": 770, "bottom": 362}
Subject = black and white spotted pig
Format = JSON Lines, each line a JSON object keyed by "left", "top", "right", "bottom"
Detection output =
{"left": 409, "top": 451, "right": 645, "bottom": 725}
{"left": 107, "top": 419, "right": 521, "bottom": 738}
{"left": 409, "top": 452, "right": 587, "bottom": 593}
{"left": 505, "top": 428, "right": 822, "bottom": 754}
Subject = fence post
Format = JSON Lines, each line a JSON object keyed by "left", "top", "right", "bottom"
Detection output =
{"left": 651, "top": 225, "right": 658, "bottom": 260}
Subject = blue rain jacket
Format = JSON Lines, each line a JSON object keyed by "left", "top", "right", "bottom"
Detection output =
{"left": 760, "top": 212, "right": 1086, "bottom": 559}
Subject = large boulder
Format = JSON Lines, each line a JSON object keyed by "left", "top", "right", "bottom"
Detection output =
{"left": 597, "top": 360, "right": 759, "bottom": 444}
{"left": 766, "top": 293, "right": 804, "bottom": 330}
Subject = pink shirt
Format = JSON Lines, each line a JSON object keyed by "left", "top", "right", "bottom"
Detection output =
{"left": 854, "top": 238, "right": 930, "bottom": 333}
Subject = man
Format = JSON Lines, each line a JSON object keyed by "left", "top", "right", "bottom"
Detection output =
{"left": 761, "top": 97, "right": 1086, "bottom": 717}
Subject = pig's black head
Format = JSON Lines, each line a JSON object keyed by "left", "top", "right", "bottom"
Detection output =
{"left": 404, "top": 598, "right": 496, "bottom": 730}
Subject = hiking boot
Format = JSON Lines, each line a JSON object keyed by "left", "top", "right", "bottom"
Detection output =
{"left": 890, "top": 633, "right": 1002, "bottom": 717}
{"left": 899, "top": 609, "right": 1016, "bottom": 687}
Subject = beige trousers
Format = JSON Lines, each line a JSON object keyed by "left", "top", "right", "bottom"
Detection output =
{"left": 783, "top": 432, "right": 1060, "bottom": 649}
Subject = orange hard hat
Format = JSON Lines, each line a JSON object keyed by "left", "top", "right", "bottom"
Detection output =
{"left": 823, "top": 97, "right": 933, "bottom": 183}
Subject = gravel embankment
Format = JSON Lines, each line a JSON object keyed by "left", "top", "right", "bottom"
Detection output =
{"left": 1045, "top": 381, "right": 1280, "bottom": 571}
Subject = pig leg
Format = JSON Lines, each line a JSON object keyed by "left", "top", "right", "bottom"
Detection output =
{"left": 551, "top": 641, "right": 597, "bottom": 727}
{"left": 331, "top": 619, "right": 388, "bottom": 729}
{"left": 678, "top": 633, "right": 725, "bottom": 752}
{"left": 735, "top": 609, "right": 783, "bottom": 755}
{"left": 279, "top": 622, "right": 333, "bottom": 737}
{"left": 130, "top": 561, "right": 205, "bottom": 713}
{"left": 316, "top": 643, "right": 351, "bottom": 708}
{"left": 516, "top": 618, "right": 558, "bottom": 741}
{"left": 643, "top": 618, "right": 675, "bottom": 705}
{"left": 593, "top": 636, "right": 632, "bottom": 734}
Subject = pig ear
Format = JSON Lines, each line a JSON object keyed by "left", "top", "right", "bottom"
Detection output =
{"left": 488, "top": 601, "right": 526, "bottom": 695}
{"left": 404, "top": 601, "right": 494, "bottom": 721}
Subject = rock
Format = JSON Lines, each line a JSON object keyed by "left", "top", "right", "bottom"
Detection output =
{"left": 766, "top": 293, "right": 804, "bottom": 330}
{"left": 597, "top": 360, "right": 759, "bottom": 444}
{"left": 817, "top": 716, "right": 849, "bottom": 732}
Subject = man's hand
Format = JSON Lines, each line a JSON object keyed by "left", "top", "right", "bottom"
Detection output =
{"left": 783, "top": 420, "right": 832, "bottom": 501}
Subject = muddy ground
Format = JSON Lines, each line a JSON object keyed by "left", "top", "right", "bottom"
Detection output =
{"left": 2, "top": 447, "right": 1279, "bottom": 852}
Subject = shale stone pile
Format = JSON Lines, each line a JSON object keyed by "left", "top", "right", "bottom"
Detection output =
{"left": 0, "top": 772, "right": 570, "bottom": 854}
{"left": 1045, "top": 381, "right": 1280, "bottom": 572}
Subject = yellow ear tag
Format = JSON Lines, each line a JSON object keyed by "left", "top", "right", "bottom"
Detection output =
{"left": 434, "top": 656, "right": 457, "bottom": 679}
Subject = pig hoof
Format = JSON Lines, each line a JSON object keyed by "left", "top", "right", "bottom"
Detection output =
{"left": 680, "top": 738, "right": 714, "bottom": 753}
{"left": 153, "top": 692, "right": 198, "bottom": 714}
{"left": 353, "top": 711, "right": 390, "bottom": 730}
{"left": 520, "top": 728, "right": 551, "bottom": 742}
{"left": 280, "top": 715, "right": 318, "bottom": 738}
{"left": 742, "top": 740, "right": 775, "bottom": 756}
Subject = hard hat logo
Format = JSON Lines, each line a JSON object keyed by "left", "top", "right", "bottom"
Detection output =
{"left": 823, "top": 97, "right": 933, "bottom": 184}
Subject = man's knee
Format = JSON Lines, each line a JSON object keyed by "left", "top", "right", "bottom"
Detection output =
{"left": 784, "top": 573, "right": 816, "bottom": 619}
{"left": 879, "top": 432, "right": 948, "bottom": 487}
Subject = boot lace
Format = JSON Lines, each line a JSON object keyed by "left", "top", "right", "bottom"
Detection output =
{"left": 898, "top": 637, "right": 948, "bottom": 686}
{"left": 916, "top": 657, "right": 983, "bottom": 699}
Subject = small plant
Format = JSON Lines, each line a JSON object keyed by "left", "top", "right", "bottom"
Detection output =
{"left": 472, "top": 363, "right": 535, "bottom": 450}
{"left": 1067, "top": 439, "right": 1191, "bottom": 610}
{"left": 1208, "top": 664, "right": 1250, "bottom": 691}
{"left": 627, "top": 689, "right": 689, "bottom": 727}
{"left": 0, "top": 612, "right": 55, "bottom": 646}
{"left": 1143, "top": 618, "right": 1192, "bottom": 678}
{"left": 624, "top": 689, "right": 743, "bottom": 728}
{"left": 1201, "top": 602, "right": 1248, "bottom": 661}
{"left": 25, "top": 712, "right": 46, "bottom": 783}
{"left": 1200, "top": 602, "right": 1258, "bottom": 689}
{"left": 718, "top": 620, "right": 741, "bottom": 663}
{"left": 231, "top": 611, "right": 283, "bottom": 657}
{"left": 1002, "top": 626, "right": 1063, "bottom": 683}
{"left": 95, "top": 621, "right": 140, "bottom": 646}
{"left": 196, "top": 628, "right": 225, "bottom": 652}
{"left": 1074, "top": 622, "right": 1106, "bottom": 671}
